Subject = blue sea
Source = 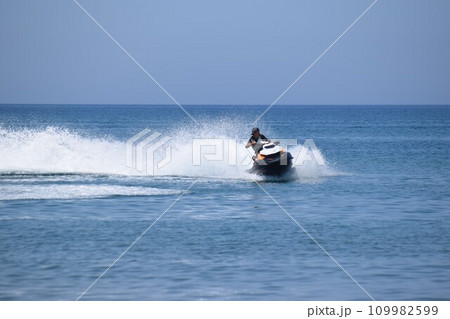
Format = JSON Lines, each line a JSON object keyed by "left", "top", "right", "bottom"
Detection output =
{"left": 0, "top": 104, "right": 449, "bottom": 300}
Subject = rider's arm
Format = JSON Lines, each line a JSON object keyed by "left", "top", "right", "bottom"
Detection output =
{"left": 245, "top": 137, "right": 255, "bottom": 148}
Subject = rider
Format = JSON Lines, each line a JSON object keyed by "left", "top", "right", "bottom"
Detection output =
{"left": 245, "top": 127, "right": 270, "bottom": 154}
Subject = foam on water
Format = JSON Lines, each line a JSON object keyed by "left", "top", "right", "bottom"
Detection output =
{"left": 0, "top": 123, "right": 340, "bottom": 181}
{"left": 0, "top": 184, "right": 179, "bottom": 201}
{"left": 0, "top": 126, "right": 131, "bottom": 175}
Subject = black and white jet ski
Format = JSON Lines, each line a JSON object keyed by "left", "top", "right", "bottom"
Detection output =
{"left": 249, "top": 141, "right": 293, "bottom": 176}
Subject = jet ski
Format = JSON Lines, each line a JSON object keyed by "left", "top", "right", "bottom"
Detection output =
{"left": 249, "top": 141, "right": 293, "bottom": 176}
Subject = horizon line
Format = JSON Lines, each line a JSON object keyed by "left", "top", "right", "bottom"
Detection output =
{"left": 1, "top": 103, "right": 449, "bottom": 107}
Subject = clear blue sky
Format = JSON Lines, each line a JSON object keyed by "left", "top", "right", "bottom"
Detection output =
{"left": 1, "top": 0, "right": 449, "bottom": 105}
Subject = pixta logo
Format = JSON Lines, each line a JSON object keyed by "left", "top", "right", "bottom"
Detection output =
{"left": 126, "top": 129, "right": 172, "bottom": 175}
{"left": 294, "top": 139, "right": 326, "bottom": 166}
{"left": 192, "top": 138, "right": 326, "bottom": 167}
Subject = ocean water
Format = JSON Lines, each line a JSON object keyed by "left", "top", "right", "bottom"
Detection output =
{"left": 0, "top": 104, "right": 449, "bottom": 300}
